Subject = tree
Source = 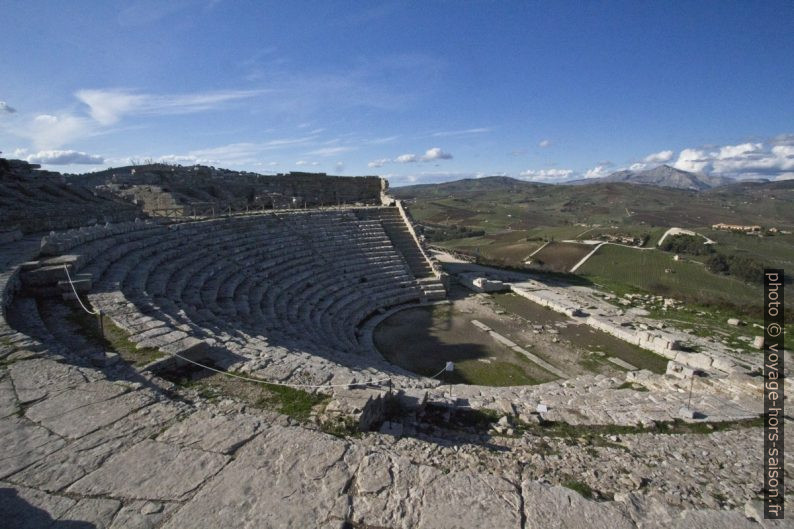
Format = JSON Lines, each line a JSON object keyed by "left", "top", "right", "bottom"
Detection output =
{"left": 706, "top": 254, "right": 730, "bottom": 275}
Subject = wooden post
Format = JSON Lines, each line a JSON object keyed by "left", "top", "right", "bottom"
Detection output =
{"left": 97, "top": 310, "right": 104, "bottom": 337}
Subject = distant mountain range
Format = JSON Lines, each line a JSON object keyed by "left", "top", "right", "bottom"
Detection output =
{"left": 570, "top": 164, "right": 740, "bottom": 191}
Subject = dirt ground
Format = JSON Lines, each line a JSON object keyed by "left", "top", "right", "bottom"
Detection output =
{"left": 374, "top": 282, "right": 668, "bottom": 387}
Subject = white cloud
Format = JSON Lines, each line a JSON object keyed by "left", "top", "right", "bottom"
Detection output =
{"left": 538, "top": 139, "right": 551, "bottom": 148}
{"left": 643, "top": 149, "right": 674, "bottom": 163}
{"left": 368, "top": 158, "right": 390, "bottom": 168}
{"left": 76, "top": 88, "right": 264, "bottom": 125}
{"left": 629, "top": 162, "right": 647, "bottom": 171}
{"left": 306, "top": 146, "right": 353, "bottom": 157}
{"left": 431, "top": 127, "right": 490, "bottom": 137}
{"left": 0, "top": 101, "right": 16, "bottom": 114}
{"left": 23, "top": 149, "right": 104, "bottom": 165}
{"left": 421, "top": 147, "right": 452, "bottom": 161}
{"left": 25, "top": 114, "right": 95, "bottom": 149}
{"left": 673, "top": 148, "right": 710, "bottom": 173}
{"left": 584, "top": 164, "right": 612, "bottom": 179}
{"left": 672, "top": 140, "right": 794, "bottom": 179}
{"left": 334, "top": 161, "right": 344, "bottom": 173}
{"left": 519, "top": 168, "right": 574, "bottom": 181}
{"left": 295, "top": 160, "right": 319, "bottom": 167}
{"left": 395, "top": 153, "right": 418, "bottom": 163}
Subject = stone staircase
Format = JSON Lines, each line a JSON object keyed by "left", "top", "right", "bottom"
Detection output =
{"left": 355, "top": 207, "right": 446, "bottom": 300}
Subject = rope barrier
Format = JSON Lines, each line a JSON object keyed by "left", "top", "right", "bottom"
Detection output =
{"left": 63, "top": 265, "right": 99, "bottom": 315}
{"left": 168, "top": 350, "right": 394, "bottom": 389}
{"left": 427, "top": 365, "right": 449, "bottom": 379}
{"left": 61, "top": 266, "right": 454, "bottom": 391}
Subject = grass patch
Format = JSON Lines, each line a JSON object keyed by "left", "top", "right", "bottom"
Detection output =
{"left": 578, "top": 244, "right": 761, "bottom": 306}
{"left": 562, "top": 479, "right": 594, "bottom": 499}
{"left": 320, "top": 416, "right": 362, "bottom": 438}
{"left": 64, "top": 302, "right": 164, "bottom": 367}
{"left": 255, "top": 383, "right": 328, "bottom": 421}
{"left": 161, "top": 364, "right": 329, "bottom": 422}
{"left": 616, "top": 381, "right": 649, "bottom": 392}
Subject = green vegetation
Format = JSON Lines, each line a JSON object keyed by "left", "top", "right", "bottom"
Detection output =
{"left": 660, "top": 234, "right": 714, "bottom": 256}
{"left": 422, "top": 222, "right": 486, "bottom": 242}
{"left": 562, "top": 480, "right": 594, "bottom": 499}
{"left": 705, "top": 253, "right": 764, "bottom": 284}
{"left": 531, "top": 241, "right": 593, "bottom": 272}
{"left": 616, "top": 381, "right": 649, "bottom": 392}
{"left": 320, "top": 416, "right": 362, "bottom": 438}
{"left": 165, "top": 366, "right": 329, "bottom": 422}
{"left": 646, "top": 300, "right": 793, "bottom": 352}
{"left": 374, "top": 304, "right": 555, "bottom": 387}
{"left": 255, "top": 383, "right": 327, "bottom": 420}
{"left": 490, "top": 292, "right": 669, "bottom": 374}
{"left": 64, "top": 301, "right": 165, "bottom": 366}
{"left": 578, "top": 244, "right": 761, "bottom": 306}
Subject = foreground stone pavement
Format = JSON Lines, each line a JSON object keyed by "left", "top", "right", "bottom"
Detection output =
{"left": 2, "top": 350, "right": 790, "bottom": 528}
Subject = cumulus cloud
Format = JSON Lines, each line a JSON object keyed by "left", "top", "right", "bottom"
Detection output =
{"left": 519, "top": 168, "right": 574, "bottom": 181}
{"left": 672, "top": 140, "right": 794, "bottom": 180}
{"left": 21, "top": 149, "right": 104, "bottom": 165}
{"left": 538, "top": 139, "right": 551, "bottom": 148}
{"left": 644, "top": 149, "right": 674, "bottom": 163}
{"left": 295, "top": 160, "right": 319, "bottom": 166}
{"left": 0, "top": 101, "right": 16, "bottom": 114}
{"left": 421, "top": 147, "right": 452, "bottom": 161}
{"left": 584, "top": 164, "right": 612, "bottom": 179}
{"left": 395, "top": 153, "right": 418, "bottom": 163}
{"left": 368, "top": 158, "right": 390, "bottom": 168}
{"left": 25, "top": 114, "right": 95, "bottom": 149}
{"left": 377, "top": 147, "right": 452, "bottom": 165}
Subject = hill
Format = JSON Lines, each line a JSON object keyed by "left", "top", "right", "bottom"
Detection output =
{"left": 571, "top": 165, "right": 734, "bottom": 190}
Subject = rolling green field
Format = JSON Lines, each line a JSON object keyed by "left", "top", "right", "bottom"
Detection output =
{"left": 531, "top": 241, "right": 594, "bottom": 272}
{"left": 400, "top": 176, "right": 792, "bottom": 319}
{"left": 577, "top": 244, "right": 761, "bottom": 306}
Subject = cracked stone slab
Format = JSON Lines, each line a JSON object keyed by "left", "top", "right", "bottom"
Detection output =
{"left": 11, "top": 401, "right": 184, "bottom": 492}
{"left": 24, "top": 380, "right": 155, "bottom": 439}
{"left": 0, "top": 482, "right": 75, "bottom": 529}
{"left": 0, "top": 373, "right": 18, "bottom": 419}
{"left": 0, "top": 417, "right": 66, "bottom": 480}
{"left": 162, "top": 426, "right": 361, "bottom": 528}
{"left": 67, "top": 439, "right": 229, "bottom": 501}
{"left": 351, "top": 455, "right": 522, "bottom": 529}
{"left": 58, "top": 497, "right": 121, "bottom": 529}
{"left": 8, "top": 358, "right": 87, "bottom": 404}
{"left": 109, "top": 500, "right": 181, "bottom": 529}
{"left": 157, "top": 409, "right": 263, "bottom": 454}
{"left": 522, "top": 480, "right": 636, "bottom": 529}
{"left": 615, "top": 492, "right": 762, "bottom": 529}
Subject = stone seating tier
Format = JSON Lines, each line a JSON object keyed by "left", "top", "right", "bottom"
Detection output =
{"left": 33, "top": 209, "right": 440, "bottom": 379}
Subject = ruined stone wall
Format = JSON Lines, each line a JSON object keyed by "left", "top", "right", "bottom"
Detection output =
{"left": 84, "top": 166, "right": 385, "bottom": 208}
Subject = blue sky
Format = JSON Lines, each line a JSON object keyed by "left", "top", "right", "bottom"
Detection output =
{"left": 1, "top": 1, "right": 793, "bottom": 185}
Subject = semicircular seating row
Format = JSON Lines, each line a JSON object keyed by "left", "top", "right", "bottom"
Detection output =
{"left": 57, "top": 209, "right": 433, "bottom": 385}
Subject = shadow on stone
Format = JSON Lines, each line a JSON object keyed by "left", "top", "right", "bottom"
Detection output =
{"left": 0, "top": 487, "right": 96, "bottom": 529}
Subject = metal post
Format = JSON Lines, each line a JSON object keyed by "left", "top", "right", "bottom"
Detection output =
{"left": 97, "top": 310, "right": 104, "bottom": 336}
{"left": 687, "top": 373, "right": 695, "bottom": 410}
{"left": 388, "top": 378, "right": 392, "bottom": 396}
